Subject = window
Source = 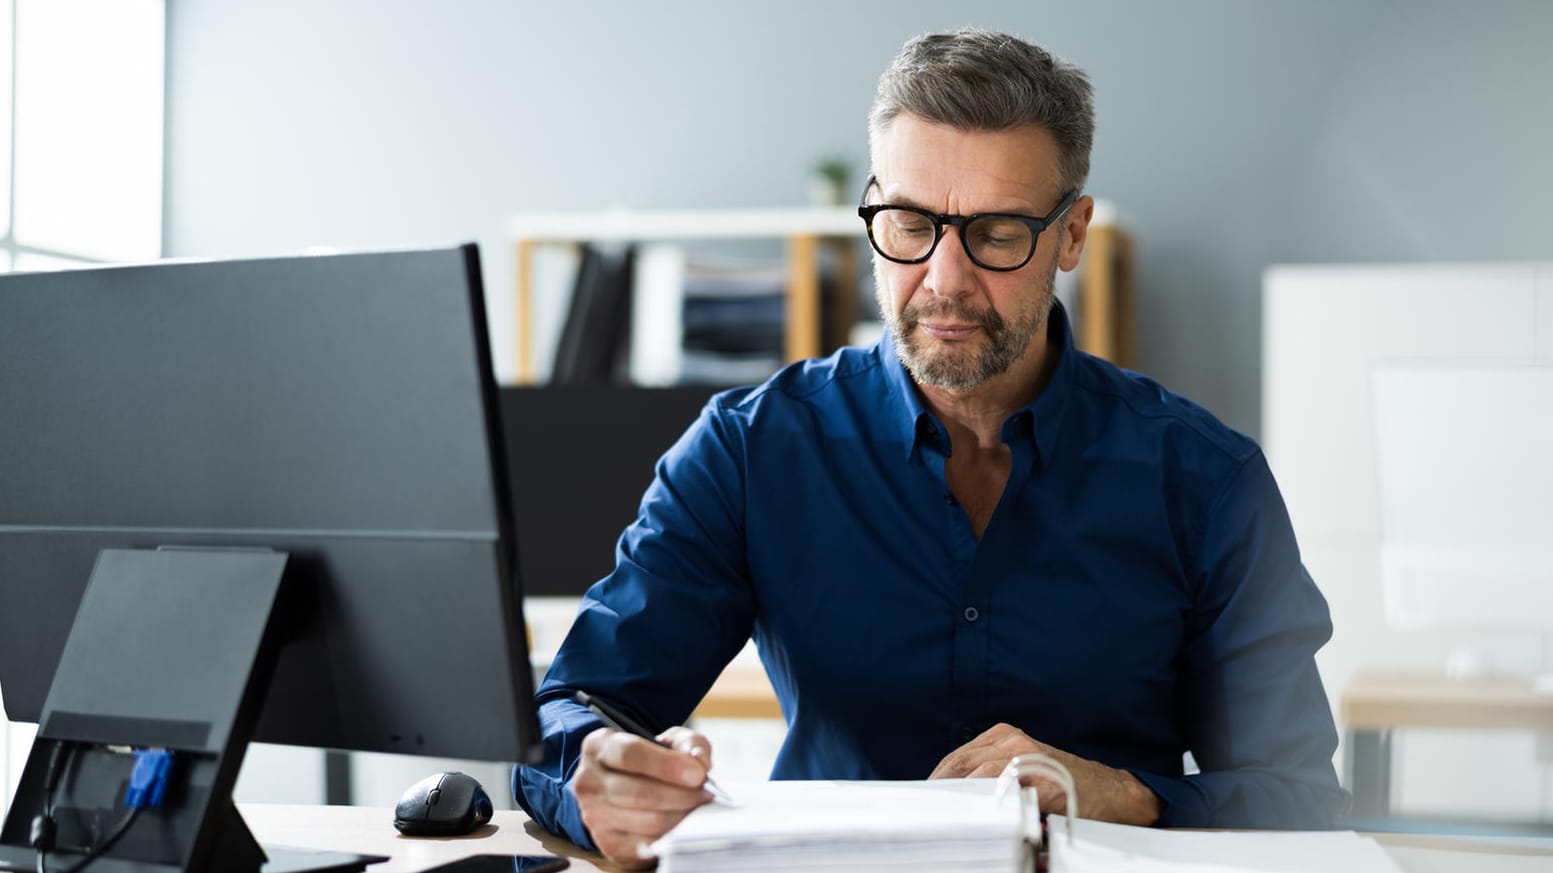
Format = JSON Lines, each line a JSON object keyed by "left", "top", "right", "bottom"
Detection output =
{"left": 0, "top": 0, "right": 164, "bottom": 812}
{"left": 0, "top": 0, "right": 164, "bottom": 271}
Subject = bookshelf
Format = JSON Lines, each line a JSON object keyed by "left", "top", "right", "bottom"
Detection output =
{"left": 506, "top": 204, "right": 1134, "bottom": 384}
{"left": 508, "top": 207, "right": 862, "bottom": 384}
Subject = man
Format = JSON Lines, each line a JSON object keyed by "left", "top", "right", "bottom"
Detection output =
{"left": 516, "top": 28, "right": 1348, "bottom": 868}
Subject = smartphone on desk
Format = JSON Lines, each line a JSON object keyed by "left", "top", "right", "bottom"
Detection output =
{"left": 418, "top": 855, "right": 569, "bottom": 873}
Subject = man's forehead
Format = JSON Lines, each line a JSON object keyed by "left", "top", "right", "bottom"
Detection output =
{"left": 872, "top": 115, "right": 1063, "bottom": 209}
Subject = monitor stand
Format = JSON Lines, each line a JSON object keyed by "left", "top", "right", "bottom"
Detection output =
{"left": 0, "top": 548, "right": 385, "bottom": 873}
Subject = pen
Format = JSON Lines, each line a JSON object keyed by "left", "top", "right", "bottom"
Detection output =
{"left": 574, "top": 690, "right": 737, "bottom": 805}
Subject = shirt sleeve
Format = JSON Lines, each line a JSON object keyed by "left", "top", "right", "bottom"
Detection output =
{"left": 513, "top": 398, "right": 757, "bottom": 849}
{"left": 1130, "top": 450, "right": 1350, "bottom": 829}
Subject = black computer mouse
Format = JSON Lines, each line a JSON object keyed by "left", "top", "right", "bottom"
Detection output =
{"left": 393, "top": 771, "right": 494, "bottom": 836}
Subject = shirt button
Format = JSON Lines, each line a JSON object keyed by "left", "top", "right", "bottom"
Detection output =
{"left": 943, "top": 493, "right": 956, "bottom": 506}
{"left": 963, "top": 607, "right": 979, "bottom": 622}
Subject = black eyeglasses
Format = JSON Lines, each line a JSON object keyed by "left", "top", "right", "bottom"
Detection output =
{"left": 857, "top": 175, "right": 1078, "bottom": 272}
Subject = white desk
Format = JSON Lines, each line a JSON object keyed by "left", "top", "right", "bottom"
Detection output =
{"left": 1340, "top": 670, "right": 1553, "bottom": 819}
{"left": 241, "top": 803, "right": 1553, "bottom": 873}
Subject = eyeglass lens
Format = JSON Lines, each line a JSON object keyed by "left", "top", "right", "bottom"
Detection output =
{"left": 871, "top": 209, "right": 1035, "bottom": 269}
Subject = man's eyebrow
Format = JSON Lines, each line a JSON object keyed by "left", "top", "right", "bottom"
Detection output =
{"left": 869, "top": 180, "right": 931, "bottom": 210}
{"left": 874, "top": 184, "right": 1042, "bottom": 216}
{"left": 886, "top": 191, "right": 938, "bottom": 211}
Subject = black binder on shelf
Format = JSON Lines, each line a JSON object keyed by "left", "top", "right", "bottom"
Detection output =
{"left": 551, "top": 244, "right": 636, "bottom": 384}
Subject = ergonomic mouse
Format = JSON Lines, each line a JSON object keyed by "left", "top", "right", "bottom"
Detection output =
{"left": 393, "top": 771, "right": 494, "bottom": 836}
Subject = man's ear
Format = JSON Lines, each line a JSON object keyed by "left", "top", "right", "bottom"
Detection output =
{"left": 1057, "top": 195, "right": 1095, "bottom": 273}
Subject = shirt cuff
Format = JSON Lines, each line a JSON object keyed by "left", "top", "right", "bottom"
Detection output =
{"left": 1126, "top": 769, "right": 1212, "bottom": 828}
{"left": 514, "top": 764, "right": 598, "bottom": 852}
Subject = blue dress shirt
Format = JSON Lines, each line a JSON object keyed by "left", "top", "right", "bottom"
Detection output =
{"left": 515, "top": 302, "right": 1348, "bottom": 847}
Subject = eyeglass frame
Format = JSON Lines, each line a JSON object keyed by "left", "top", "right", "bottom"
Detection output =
{"left": 856, "top": 174, "right": 1080, "bottom": 272}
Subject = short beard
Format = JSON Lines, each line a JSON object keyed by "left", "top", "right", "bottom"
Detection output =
{"left": 876, "top": 252, "right": 1058, "bottom": 392}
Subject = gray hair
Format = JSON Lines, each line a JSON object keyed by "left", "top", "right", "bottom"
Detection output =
{"left": 869, "top": 28, "right": 1095, "bottom": 194}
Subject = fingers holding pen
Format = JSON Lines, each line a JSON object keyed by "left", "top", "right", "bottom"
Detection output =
{"left": 573, "top": 725, "right": 716, "bottom": 867}
{"left": 658, "top": 725, "right": 714, "bottom": 772}
{"left": 586, "top": 729, "right": 713, "bottom": 802}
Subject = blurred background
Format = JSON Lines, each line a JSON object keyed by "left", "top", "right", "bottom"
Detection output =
{"left": 3, "top": 0, "right": 1551, "bottom": 837}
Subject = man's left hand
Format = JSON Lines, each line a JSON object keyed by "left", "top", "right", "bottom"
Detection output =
{"left": 928, "top": 723, "right": 1162, "bottom": 826}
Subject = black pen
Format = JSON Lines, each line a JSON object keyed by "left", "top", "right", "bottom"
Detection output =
{"left": 574, "top": 690, "right": 737, "bottom": 804}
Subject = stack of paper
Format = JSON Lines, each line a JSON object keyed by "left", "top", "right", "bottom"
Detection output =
{"left": 1046, "top": 816, "right": 1406, "bottom": 873}
{"left": 650, "top": 779, "right": 1023, "bottom": 873}
{"left": 651, "top": 779, "right": 1407, "bottom": 873}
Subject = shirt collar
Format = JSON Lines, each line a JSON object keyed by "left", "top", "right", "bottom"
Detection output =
{"left": 875, "top": 298, "right": 1078, "bottom": 468}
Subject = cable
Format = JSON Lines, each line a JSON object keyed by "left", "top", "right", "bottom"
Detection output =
{"left": 32, "top": 741, "right": 74, "bottom": 873}
{"left": 31, "top": 746, "right": 173, "bottom": 873}
{"left": 56, "top": 807, "right": 141, "bottom": 873}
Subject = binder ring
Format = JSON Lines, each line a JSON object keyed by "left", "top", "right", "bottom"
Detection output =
{"left": 996, "top": 754, "right": 1078, "bottom": 847}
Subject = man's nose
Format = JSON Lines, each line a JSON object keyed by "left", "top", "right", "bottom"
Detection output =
{"left": 922, "top": 226, "right": 976, "bottom": 298}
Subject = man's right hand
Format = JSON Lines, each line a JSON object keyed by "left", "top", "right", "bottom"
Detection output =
{"left": 571, "top": 724, "right": 715, "bottom": 869}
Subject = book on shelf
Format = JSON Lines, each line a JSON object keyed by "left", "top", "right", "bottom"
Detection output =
{"left": 629, "top": 247, "right": 802, "bottom": 388}
{"left": 552, "top": 243, "right": 636, "bottom": 385}
{"left": 629, "top": 244, "right": 686, "bottom": 386}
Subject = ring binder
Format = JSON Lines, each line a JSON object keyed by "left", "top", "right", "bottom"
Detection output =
{"left": 997, "top": 754, "right": 1077, "bottom": 872}
{"left": 653, "top": 762, "right": 1403, "bottom": 873}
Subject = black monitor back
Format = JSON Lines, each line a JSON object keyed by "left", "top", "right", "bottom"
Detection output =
{"left": 0, "top": 245, "right": 541, "bottom": 764}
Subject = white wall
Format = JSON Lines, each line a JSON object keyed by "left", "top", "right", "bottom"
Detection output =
{"left": 164, "top": 0, "right": 1553, "bottom": 438}
{"left": 1, "top": 721, "right": 34, "bottom": 814}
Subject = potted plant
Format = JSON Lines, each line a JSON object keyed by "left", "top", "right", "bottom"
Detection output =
{"left": 809, "top": 156, "right": 852, "bottom": 206}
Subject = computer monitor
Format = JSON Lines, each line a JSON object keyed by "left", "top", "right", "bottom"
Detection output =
{"left": 0, "top": 245, "right": 542, "bottom": 871}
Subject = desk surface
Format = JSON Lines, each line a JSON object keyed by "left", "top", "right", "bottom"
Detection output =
{"left": 243, "top": 804, "right": 616, "bottom": 872}
{"left": 241, "top": 802, "right": 1553, "bottom": 873}
{"left": 1341, "top": 670, "right": 1553, "bottom": 731}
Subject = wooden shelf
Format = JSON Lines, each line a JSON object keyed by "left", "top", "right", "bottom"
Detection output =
{"left": 1077, "top": 223, "right": 1136, "bottom": 369}
{"left": 509, "top": 207, "right": 862, "bottom": 384}
{"left": 692, "top": 663, "right": 782, "bottom": 721}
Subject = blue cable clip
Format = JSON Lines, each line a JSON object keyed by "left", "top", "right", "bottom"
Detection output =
{"left": 126, "top": 748, "right": 174, "bottom": 809}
